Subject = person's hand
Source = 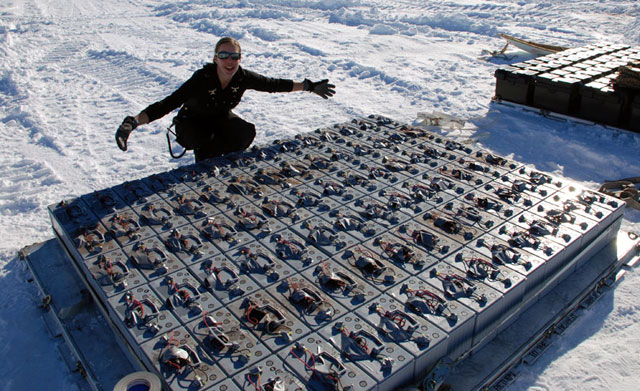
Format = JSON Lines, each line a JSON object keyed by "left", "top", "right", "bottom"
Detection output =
{"left": 115, "top": 116, "right": 138, "bottom": 151}
{"left": 303, "top": 79, "right": 335, "bottom": 99}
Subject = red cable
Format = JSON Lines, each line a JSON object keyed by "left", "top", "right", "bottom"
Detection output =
{"left": 245, "top": 302, "right": 260, "bottom": 325}
{"left": 246, "top": 373, "right": 261, "bottom": 391}
{"left": 289, "top": 346, "right": 316, "bottom": 372}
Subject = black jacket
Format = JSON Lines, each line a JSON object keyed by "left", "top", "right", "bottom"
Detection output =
{"left": 142, "top": 63, "right": 294, "bottom": 122}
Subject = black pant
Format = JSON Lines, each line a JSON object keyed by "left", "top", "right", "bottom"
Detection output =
{"left": 194, "top": 112, "right": 256, "bottom": 162}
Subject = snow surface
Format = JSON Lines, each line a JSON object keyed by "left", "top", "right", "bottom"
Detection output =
{"left": 1, "top": 0, "right": 639, "bottom": 390}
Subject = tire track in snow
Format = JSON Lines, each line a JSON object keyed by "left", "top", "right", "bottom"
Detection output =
{"left": 347, "top": 0, "right": 633, "bottom": 46}
{"left": 1, "top": 3, "right": 184, "bottom": 197}
{"left": 26, "top": 36, "right": 174, "bottom": 181}
{"left": 0, "top": 157, "right": 61, "bottom": 216}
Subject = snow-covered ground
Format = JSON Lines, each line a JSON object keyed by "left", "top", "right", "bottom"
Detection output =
{"left": 1, "top": 0, "right": 639, "bottom": 389}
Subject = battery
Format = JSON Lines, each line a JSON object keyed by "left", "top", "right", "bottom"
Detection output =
{"left": 280, "top": 333, "right": 378, "bottom": 391}
{"left": 318, "top": 314, "right": 415, "bottom": 391}
{"left": 386, "top": 276, "right": 476, "bottom": 359}
{"left": 494, "top": 67, "right": 537, "bottom": 105}
{"left": 419, "top": 262, "right": 504, "bottom": 348}
{"left": 357, "top": 295, "right": 449, "bottom": 379}
{"left": 579, "top": 85, "right": 625, "bottom": 126}
{"left": 533, "top": 74, "right": 582, "bottom": 115}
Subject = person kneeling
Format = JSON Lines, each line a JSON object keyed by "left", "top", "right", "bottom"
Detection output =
{"left": 115, "top": 37, "right": 335, "bottom": 162}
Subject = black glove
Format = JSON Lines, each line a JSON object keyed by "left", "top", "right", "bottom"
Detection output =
{"left": 116, "top": 116, "right": 138, "bottom": 151}
{"left": 303, "top": 79, "right": 335, "bottom": 99}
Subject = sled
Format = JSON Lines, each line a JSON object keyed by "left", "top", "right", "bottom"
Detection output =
{"left": 498, "top": 33, "right": 568, "bottom": 56}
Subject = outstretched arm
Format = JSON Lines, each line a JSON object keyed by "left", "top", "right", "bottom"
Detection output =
{"left": 244, "top": 68, "right": 334, "bottom": 98}
{"left": 135, "top": 111, "right": 149, "bottom": 126}
{"left": 115, "top": 68, "right": 205, "bottom": 152}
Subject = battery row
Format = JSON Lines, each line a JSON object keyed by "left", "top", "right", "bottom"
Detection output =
{"left": 495, "top": 42, "right": 640, "bottom": 131}
{"left": 49, "top": 115, "right": 624, "bottom": 391}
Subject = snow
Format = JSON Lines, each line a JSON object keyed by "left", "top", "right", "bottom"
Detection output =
{"left": 1, "top": 0, "right": 639, "bottom": 389}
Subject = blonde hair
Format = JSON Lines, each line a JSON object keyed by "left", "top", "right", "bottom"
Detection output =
{"left": 214, "top": 37, "right": 241, "bottom": 55}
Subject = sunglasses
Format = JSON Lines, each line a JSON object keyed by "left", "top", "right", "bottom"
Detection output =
{"left": 216, "top": 51, "right": 241, "bottom": 60}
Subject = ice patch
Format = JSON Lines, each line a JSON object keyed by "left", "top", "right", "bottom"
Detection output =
{"left": 370, "top": 23, "right": 397, "bottom": 35}
{"left": 275, "top": 0, "right": 359, "bottom": 11}
{"left": 249, "top": 27, "right": 283, "bottom": 42}
{"left": 191, "top": 20, "right": 245, "bottom": 40}
{"left": 293, "top": 43, "right": 326, "bottom": 56}
{"left": 2, "top": 111, "right": 36, "bottom": 129}
{"left": 329, "top": 9, "right": 376, "bottom": 27}
{"left": 0, "top": 71, "right": 21, "bottom": 98}
{"left": 245, "top": 9, "right": 294, "bottom": 20}
{"left": 86, "top": 49, "right": 132, "bottom": 60}
{"left": 400, "top": 14, "right": 498, "bottom": 36}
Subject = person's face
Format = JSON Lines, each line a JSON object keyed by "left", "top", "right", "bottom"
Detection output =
{"left": 215, "top": 42, "right": 241, "bottom": 80}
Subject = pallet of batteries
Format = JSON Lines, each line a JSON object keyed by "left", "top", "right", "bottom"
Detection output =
{"left": 495, "top": 42, "right": 640, "bottom": 132}
{"left": 48, "top": 115, "right": 625, "bottom": 391}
